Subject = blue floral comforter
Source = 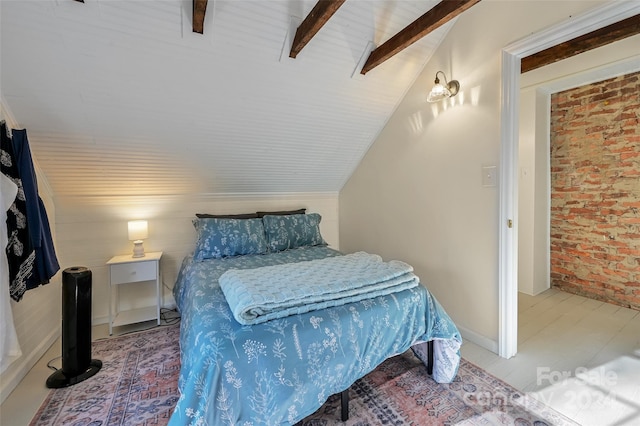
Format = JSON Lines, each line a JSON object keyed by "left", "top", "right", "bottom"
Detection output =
{"left": 170, "top": 246, "right": 461, "bottom": 426}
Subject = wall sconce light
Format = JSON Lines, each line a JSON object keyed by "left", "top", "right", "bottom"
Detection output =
{"left": 128, "top": 220, "right": 148, "bottom": 258}
{"left": 427, "top": 71, "right": 460, "bottom": 103}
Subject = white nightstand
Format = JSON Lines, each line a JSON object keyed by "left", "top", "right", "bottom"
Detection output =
{"left": 107, "top": 251, "right": 163, "bottom": 335}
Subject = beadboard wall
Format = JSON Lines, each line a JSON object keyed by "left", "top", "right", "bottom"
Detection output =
{"left": 54, "top": 193, "right": 340, "bottom": 324}
{"left": 1, "top": 103, "right": 61, "bottom": 403}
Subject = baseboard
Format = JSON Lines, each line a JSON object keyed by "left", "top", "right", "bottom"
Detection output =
{"left": 93, "top": 315, "right": 109, "bottom": 326}
{"left": 162, "top": 293, "right": 176, "bottom": 311}
{"left": 0, "top": 324, "right": 61, "bottom": 404}
{"left": 457, "top": 324, "right": 499, "bottom": 354}
{"left": 163, "top": 301, "right": 177, "bottom": 311}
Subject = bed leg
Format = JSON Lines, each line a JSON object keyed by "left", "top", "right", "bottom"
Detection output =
{"left": 341, "top": 389, "right": 349, "bottom": 421}
{"left": 427, "top": 340, "right": 434, "bottom": 375}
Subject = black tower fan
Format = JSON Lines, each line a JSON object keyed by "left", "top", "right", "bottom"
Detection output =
{"left": 46, "top": 266, "right": 102, "bottom": 388}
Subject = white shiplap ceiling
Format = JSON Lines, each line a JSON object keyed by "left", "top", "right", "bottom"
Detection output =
{"left": 1, "top": 0, "right": 454, "bottom": 197}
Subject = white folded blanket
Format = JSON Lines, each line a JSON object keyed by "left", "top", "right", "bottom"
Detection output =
{"left": 219, "top": 251, "right": 419, "bottom": 325}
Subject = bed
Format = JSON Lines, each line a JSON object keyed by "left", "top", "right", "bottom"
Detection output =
{"left": 169, "top": 213, "right": 462, "bottom": 425}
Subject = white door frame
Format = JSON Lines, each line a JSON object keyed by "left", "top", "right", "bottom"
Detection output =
{"left": 498, "top": 1, "right": 640, "bottom": 359}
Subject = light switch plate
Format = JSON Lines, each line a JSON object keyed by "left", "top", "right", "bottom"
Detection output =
{"left": 482, "top": 165, "right": 497, "bottom": 187}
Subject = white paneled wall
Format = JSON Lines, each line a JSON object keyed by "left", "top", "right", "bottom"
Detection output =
{"left": 54, "top": 193, "right": 339, "bottom": 324}
{"left": 2, "top": 0, "right": 452, "bottom": 199}
{"left": 1, "top": 103, "right": 61, "bottom": 403}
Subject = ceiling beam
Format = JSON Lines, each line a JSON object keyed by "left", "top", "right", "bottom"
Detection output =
{"left": 521, "top": 14, "right": 640, "bottom": 73}
{"left": 193, "top": 0, "right": 208, "bottom": 34}
{"left": 289, "top": 0, "right": 346, "bottom": 59}
{"left": 360, "top": 0, "right": 481, "bottom": 75}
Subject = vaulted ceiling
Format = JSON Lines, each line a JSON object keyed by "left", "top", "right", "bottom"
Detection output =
{"left": 1, "top": 0, "right": 470, "bottom": 197}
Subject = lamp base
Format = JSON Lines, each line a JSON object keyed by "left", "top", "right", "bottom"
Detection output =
{"left": 132, "top": 240, "right": 145, "bottom": 258}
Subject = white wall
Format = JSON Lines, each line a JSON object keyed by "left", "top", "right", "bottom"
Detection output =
{"left": 518, "top": 34, "right": 640, "bottom": 296}
{"left": 518, "top": 88, "right": 552, "bottom": 296}
{"left": 339, "top": 0, "right": 607, "bottom": 351}
{"left": 54, "top": 193, "right": 340, "bottom": 324}
{"left": 0, "top": 102, "right": 61, "bottom": 403}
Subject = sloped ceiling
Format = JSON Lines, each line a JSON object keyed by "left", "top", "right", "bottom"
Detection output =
{"left": 1, "top": 0, "right": 456, "bottom": 197}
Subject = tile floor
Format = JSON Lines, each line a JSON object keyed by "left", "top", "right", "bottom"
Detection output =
{"left": 1, "top": 288, "right": 639, "bottom": 425}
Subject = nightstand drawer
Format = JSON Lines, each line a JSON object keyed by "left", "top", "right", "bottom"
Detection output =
{"left": 110, "top": 261, "right": 156, "bottom": 285}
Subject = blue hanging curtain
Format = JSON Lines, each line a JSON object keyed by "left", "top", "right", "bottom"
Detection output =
{"left": 1, "top": 121, "right": 59, "bottom": 301}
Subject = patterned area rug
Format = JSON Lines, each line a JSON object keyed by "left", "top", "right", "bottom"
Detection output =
{"left": 30, "top": 324, "right": 180, "bottom": 426}
{"left": 31, "top": 324, "right": 575, "bottom": 425}
{"left": 299, "top": 351, "right": 578, "bottom": 426}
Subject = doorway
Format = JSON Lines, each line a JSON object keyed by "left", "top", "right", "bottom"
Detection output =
{"left": 498, "top": 2, "right": 640, "bottom": 358}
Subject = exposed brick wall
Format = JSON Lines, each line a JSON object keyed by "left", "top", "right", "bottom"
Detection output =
{"left": 550, "top": 71, "right": 640, "bottom": 310}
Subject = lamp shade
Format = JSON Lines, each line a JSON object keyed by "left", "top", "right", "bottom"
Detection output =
{"left": 127, "top": 220, "right": 148, "bottom": 241}
{"left": 427, "top": 83, "right": 452, "bottom": 103}
{"left": 427, "top": 71, "right": 460, "bottom": 103}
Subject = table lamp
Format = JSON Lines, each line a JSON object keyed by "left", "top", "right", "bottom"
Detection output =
{"left": 128, "top": 220, "right": 148, "bottom": 258}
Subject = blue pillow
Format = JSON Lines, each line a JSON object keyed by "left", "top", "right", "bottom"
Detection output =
{"left": 262, "top": 213, "right": 327, "bottom": 252}
{"left": 193, "top": 218, "right": 267, "bottom": 261}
